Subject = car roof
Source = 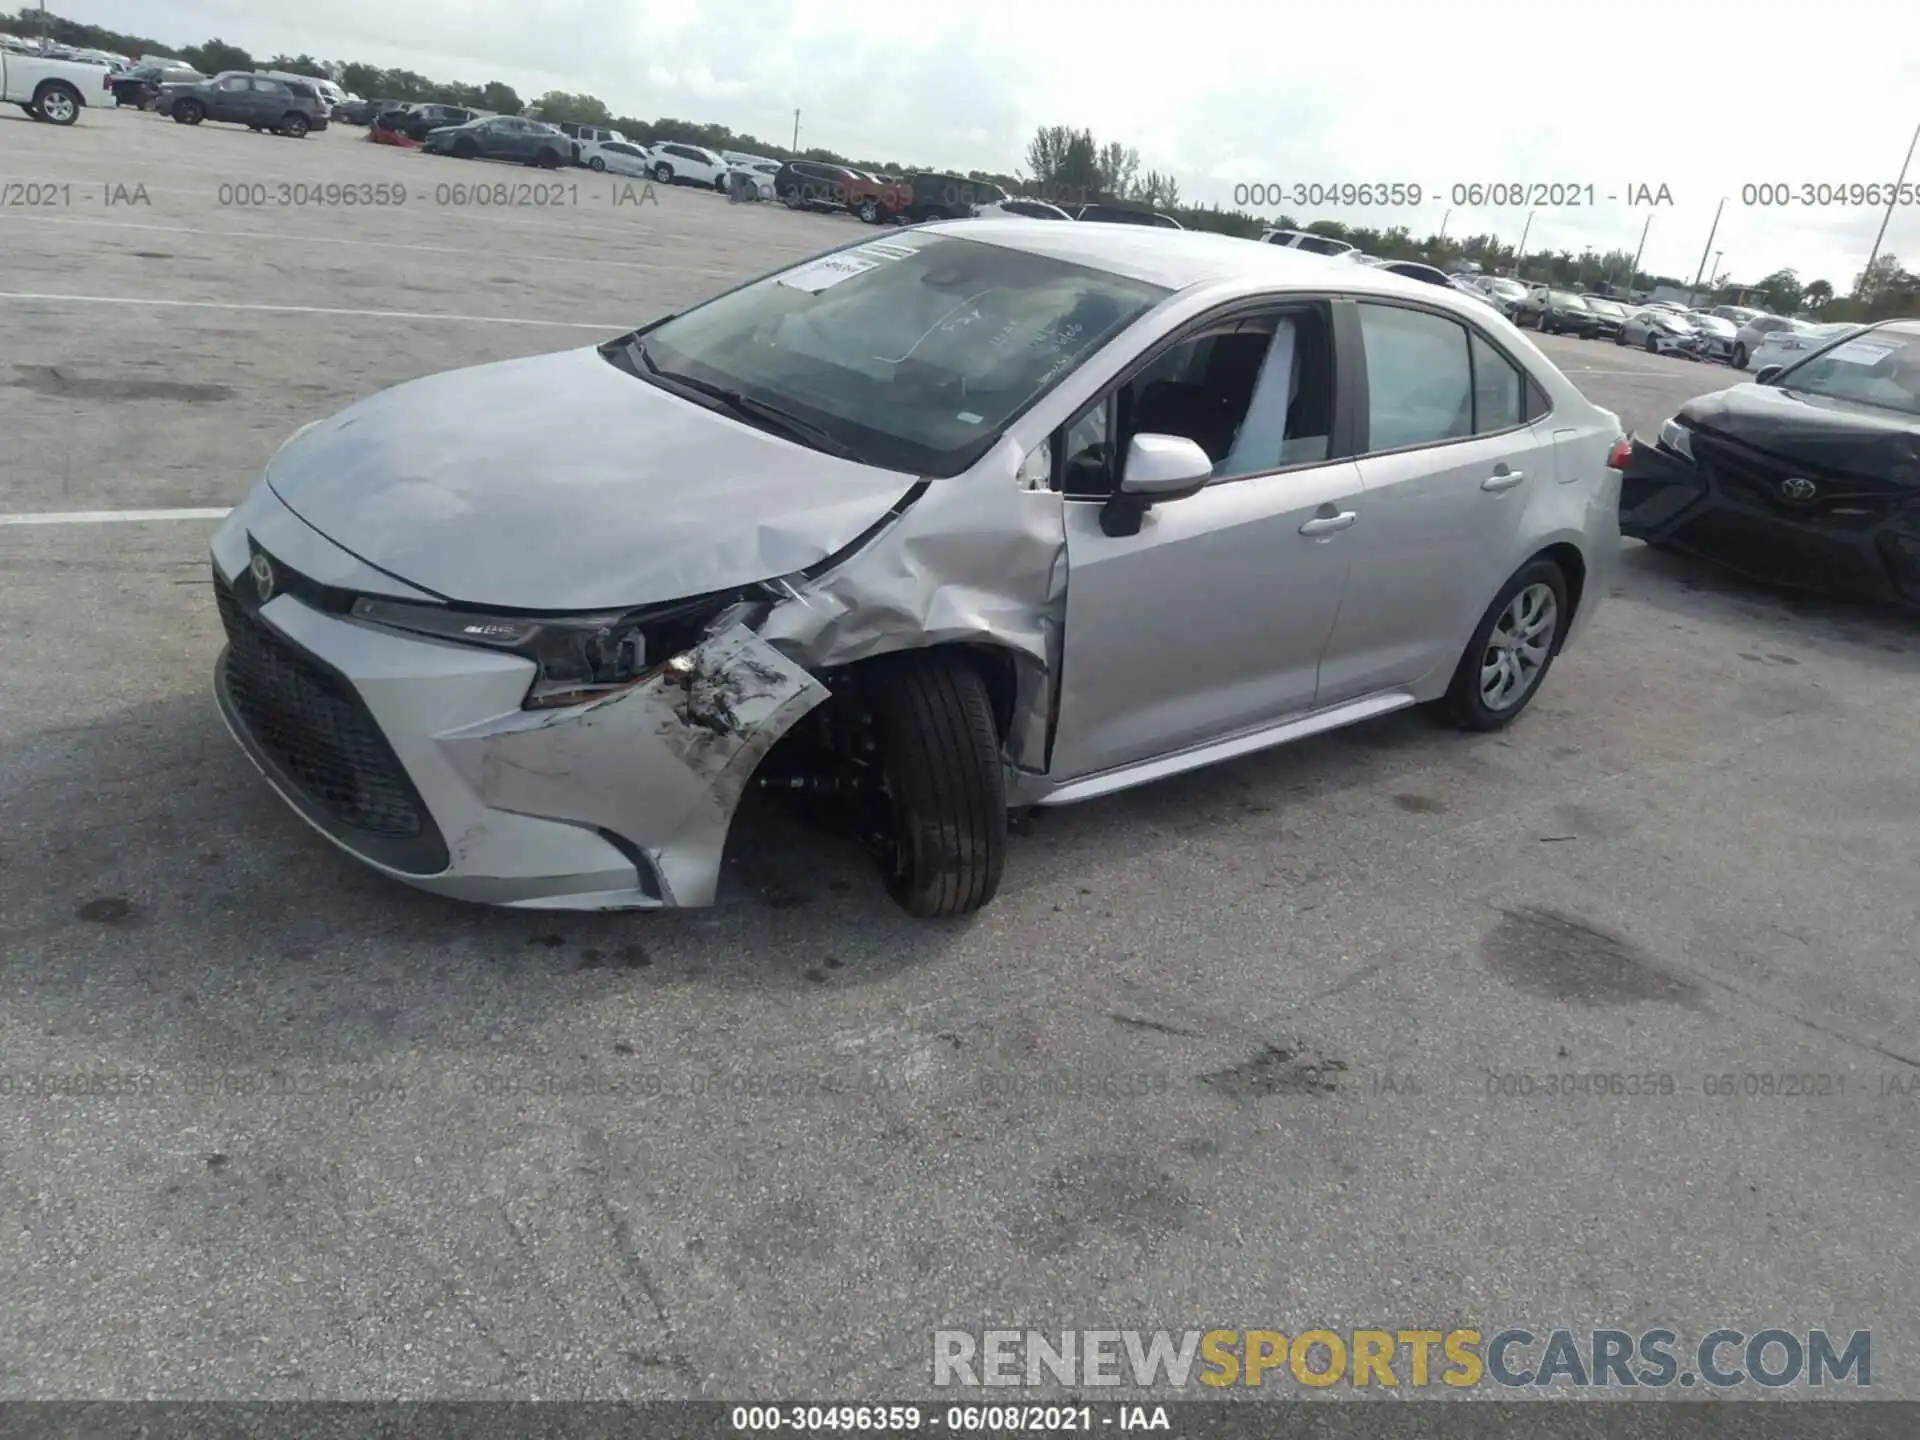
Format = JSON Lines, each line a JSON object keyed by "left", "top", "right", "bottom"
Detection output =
{"left": 917, "top": 219, "right": 1479, "bottom": 301}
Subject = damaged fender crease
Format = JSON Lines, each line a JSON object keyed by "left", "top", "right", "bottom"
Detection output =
{"left": 437, "top": 625, "right": 828, "bottom": 907}
{"left": 758, "top": 437, "right": 1067, "bottom": 785}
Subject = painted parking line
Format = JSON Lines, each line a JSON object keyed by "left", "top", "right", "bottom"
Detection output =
{"left": 0, "top": 508, "right": 231, "bottom": 526}
{"left": 0, "top": 292, "right": 625, "bottom": 328}
{"left": 0, "top": 212, "right": 689, "bottom": 274}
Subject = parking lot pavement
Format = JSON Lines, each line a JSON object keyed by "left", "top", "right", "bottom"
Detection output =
{"left": 4, "top": 109, "right": 1920, "bottom": 1400}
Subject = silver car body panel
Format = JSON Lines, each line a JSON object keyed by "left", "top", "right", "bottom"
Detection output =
{"left": 212, "top": 221, "right": 1620, "bottom": 908}
{"left": 262, "top": 345, "right": 922, "bottom": 613}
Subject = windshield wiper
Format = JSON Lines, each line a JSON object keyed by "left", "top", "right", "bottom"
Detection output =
{"left": 628, "top": 340, "right": 860, "bottom": 460}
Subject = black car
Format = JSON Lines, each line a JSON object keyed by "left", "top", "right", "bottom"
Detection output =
{"left": 1073, "top": 202, "right": 1183, "bottom": 228}
{"left": 1619, "top": 319, "right": 1920, "bottom": 606}
{"left": 375, "top": 103, "right": 478, "bottom": 142}
{"left": 899, "top": 173, "right": 1006, "bottom": 221}
{"left": 331, "top": 96, "right": 396, "bottom": 125}
{"left": 419, "top": 115, "right": 571, "bottom": 167}
{"left": 1515, "top": 288, "right": 1600, "bottom": 337}
{"left": 1577, "top": 294, "right": 1630, "bottom": 340}
{"left": 775, "top": 160, "right": 858, "bottom": 211}
{"left": 109, "top": 61, "right": 202, "bottom": 109}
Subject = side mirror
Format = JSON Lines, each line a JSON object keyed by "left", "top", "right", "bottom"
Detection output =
{"left": 1754, "top": 364, "right": 1783, "bottom": 385}
{"left": 1100, "top": 434, "right": 1213, "bottom": 538}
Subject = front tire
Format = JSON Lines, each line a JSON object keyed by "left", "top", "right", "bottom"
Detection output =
{"left": 858, "top": 197, "right": 881, "bottom": 223}
{"left": 454, "top": 137, "right": 477, "bottom": 159}
{"left": 868, "top": 652, "right": 1007, "bottom": 918}
{"left": 588, "top": 155, "right": 606, "bottom": 171}
{"left": 1731, "top": 342, "right": 1747, "bottom": 368}
{"left": 1435, "top": 559, "right": 1568, "bottom": 732}
{"left": 1645, "top": 332, "right": 1660, "bottom": 353}
{"left": 652, "top": 162, "right": 673, "bottom": 183}
{"left": 175, "top": 99, "right": 204, "bottom": 125}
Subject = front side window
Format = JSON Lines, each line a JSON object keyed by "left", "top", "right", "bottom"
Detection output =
{"left": 1357, "top": 303, "right": 1473, "bottom": 451}
{"left": 620, "top": 233, "right": 1169, "bottom": 477}
{"left": 1059, "top": 307, "right": 1334, "bottom": 496}
{"left": 217, "top": 75, "right": 249, "bottom": 91}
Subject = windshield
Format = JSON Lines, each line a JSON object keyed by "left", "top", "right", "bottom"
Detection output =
{"left": 1485, "top": 279, "right": 1527, "bottom": 299}
{"left": 1693, "top": 316, "right": 1735, "bottom": 334}
{"left": 1549, "top": 292, "right": 1586, "bottom": 308}
{"left": 618, "top": 233, "right": 1169, "bottom": 476}
{"left": 1775, "top": 326, "right": 1920, "bottom": 417}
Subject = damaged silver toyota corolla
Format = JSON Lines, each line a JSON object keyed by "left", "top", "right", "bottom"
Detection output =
{"left": 210, "top": 221, "right": 1624, "bottom": 916}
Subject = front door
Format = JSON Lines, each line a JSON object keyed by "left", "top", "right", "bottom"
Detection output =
{"left": 206, "top": 74, "right": 251, "bottom": 123}
{"left": 1049, "top": 302, "right": 1364, "bottom": 781}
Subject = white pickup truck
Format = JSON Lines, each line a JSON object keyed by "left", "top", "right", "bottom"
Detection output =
{"left": 0, "top": 48, "right": 102, "bottom": 124}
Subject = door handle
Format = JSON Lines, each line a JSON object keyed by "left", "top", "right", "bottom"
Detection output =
{"left": 1481, "top": 468, "right": 1525, "bottom": 492}
{"left": 1298, "top": 511, "right": 1357, "bottom": 537}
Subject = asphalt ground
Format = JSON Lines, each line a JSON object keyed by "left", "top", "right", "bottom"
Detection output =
{"left": 3, "top": 105, "right": 1918, "bottom": 1402}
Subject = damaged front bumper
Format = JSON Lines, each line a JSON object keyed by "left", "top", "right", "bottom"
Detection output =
{"left": 209, "top": 509, "right": 828, "bottom": 911}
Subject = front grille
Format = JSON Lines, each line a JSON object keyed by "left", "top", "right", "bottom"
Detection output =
{"left": 1693, "top": 433, "right": 1902, "bottom": 526}
{"left": 1671, "top": 509, "right": 1876, "bottom": 597}
{"left": 214, "top": 571, "right": 427, "bottom": 840}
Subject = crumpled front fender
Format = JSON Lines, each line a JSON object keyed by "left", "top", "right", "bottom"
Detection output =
{"left": 438, "top": 625, "right": 829, "bottom": 907}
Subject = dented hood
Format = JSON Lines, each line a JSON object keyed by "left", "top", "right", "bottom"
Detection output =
{"left": 264, "top": 346, "right": 920, "bottom": 612}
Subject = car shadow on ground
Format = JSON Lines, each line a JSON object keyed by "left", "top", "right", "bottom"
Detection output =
{"left": 0, "top": 677, "right": 1488, "bottom": 1049}
{"left": 1619, "top": 540, "right": 1920, "bottom": 670}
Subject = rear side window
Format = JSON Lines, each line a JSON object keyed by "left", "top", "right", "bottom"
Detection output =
{"left": 1357, "top": 303, "right": 1473, "bottom": 451}
{"left": 1469, "top": 331, "right": 1525, "bottom": 432}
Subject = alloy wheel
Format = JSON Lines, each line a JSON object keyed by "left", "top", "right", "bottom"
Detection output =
{"left": 1479, "top": 583, "right": 1557, "bottom": 711}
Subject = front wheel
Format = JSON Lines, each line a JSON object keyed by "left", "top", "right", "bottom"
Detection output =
{"left": 1645, "top": 332, "right": 1660, "bottom": 352}
{"left": 1435, "top": 560, "right": 1568, "bottom": 731}
{"left": 652, "top": 162, "right": 673, "bottom": 183}
{"left": 588, "top": 155, "right": 606, "bottom": 171}
{"left": 858, "top": 197, "right": 881, "bottom": 223}
{"left": 1731, "top": 342, "right": 1747, "bottom": 368}
{"left": 867, "top": 652, "right": 1007, "bottom": 918}
{"left": 453, "top": 137, "right": 477, "bottom": 159}
{"left": 174, "top": 99, "right": 204, "bottom": 125}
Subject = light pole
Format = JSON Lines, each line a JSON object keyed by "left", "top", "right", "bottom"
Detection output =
{"left": 1860, "top": 117, "right": 1920, "bottom": 299}
{"left": 791, "top": 109, "right": 800, "bottom": 153}
{"left": 1689, "top": 198, "right": 1725, "bottom": 307}
{"left": 1438, "top": 208, "right": 1451, "bottom": 242}
{"left": 1514, "top": 209, "right": 1534, "bottom": 277}
{"left": 1624, "top": 213, "right": 1652, "bottom": 298}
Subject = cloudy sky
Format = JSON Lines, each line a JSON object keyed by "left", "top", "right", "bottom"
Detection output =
{"left": 59, "top": 0, "right": 1920, "bottom": 289}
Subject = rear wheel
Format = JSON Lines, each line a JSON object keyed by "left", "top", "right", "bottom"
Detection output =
{"left": 867, "top": 652, "right": 1007, "bottom": 918}
{"left": 32, "top": 81, "right": 80, "bottom": 125}
{"left": 278, "top": 113, "right": 309, "bottom": 138}
{"left": 1435, "top": 560, "right": 1568, "bottom": 731}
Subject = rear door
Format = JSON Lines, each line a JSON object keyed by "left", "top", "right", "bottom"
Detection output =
{"left": 1315, "top": 301, "right": 1547, "bottom": 703}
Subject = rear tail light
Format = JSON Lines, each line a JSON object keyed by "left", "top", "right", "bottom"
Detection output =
{"left": 1606, "top": 437, "right": 1632, "bottom": 470}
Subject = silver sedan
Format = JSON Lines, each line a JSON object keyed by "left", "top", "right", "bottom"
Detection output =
{"left": 209, "top": 224, "right": 1624, "bottom": 916}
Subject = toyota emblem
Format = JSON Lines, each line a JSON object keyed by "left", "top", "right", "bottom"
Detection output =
{"left": 1779, "top": 477, "right": 1818, "bottom": 502}
{"left": 249, "top": 551, "right": 276, "bottom": 603}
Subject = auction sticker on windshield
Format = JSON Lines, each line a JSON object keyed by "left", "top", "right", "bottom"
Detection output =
{"left": 777, "top": 237, "right": 924, "bottom": 294}
{"left": 1825, "top": 338, "right": 1903, "bottom": 365}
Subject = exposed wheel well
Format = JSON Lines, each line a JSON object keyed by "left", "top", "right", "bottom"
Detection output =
{"left": 1532, "top": 542, "right": 1587, "bottom": 645}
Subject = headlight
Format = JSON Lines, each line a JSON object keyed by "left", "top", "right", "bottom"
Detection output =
{"left": 1657, "top": 416, "right": 1694, "bottom": 460}
{"left": 350, "top": 591, "right": 762, "bottom": 709}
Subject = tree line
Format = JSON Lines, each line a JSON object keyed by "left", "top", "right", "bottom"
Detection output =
{"left": 10, "top": 7, "right": 1913, "bottom": 319}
